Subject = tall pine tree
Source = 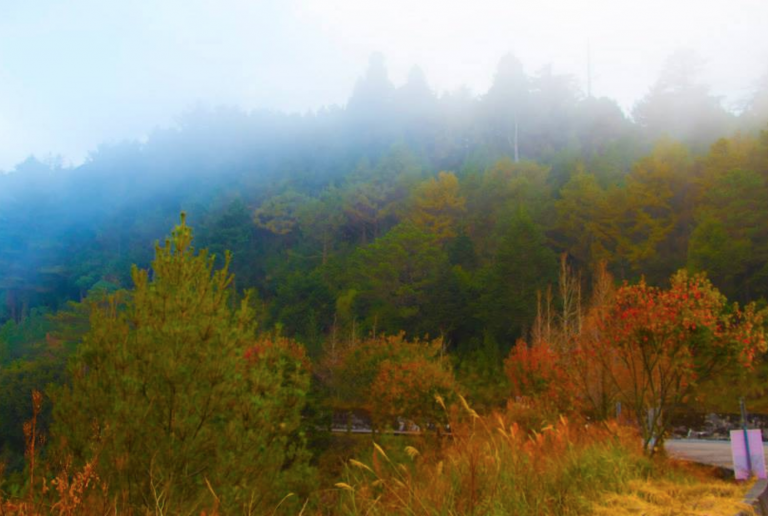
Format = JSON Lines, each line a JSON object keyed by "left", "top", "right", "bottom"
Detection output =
{"left": 52, "top": 214, "right": 312, "bottom": 513}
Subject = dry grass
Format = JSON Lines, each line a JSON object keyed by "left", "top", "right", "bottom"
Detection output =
{"left": 592, "top": 477, "right": 755, "bottom": 516}
{"left": 330, "top": 397, "right": 758, "bottom": 516}
{"left": 333, "top": 399, "right": 655, "bottom": 515}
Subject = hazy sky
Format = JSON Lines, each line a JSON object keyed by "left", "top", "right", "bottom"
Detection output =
{"left": 1, "top": 0, "right": 767, "bottom": 170}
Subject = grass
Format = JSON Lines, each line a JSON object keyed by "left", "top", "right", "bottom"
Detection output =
{"left": 329, "top": 399, "right": 755, "bottom": 516}
{"left": 332, "top": 399, "right": 647, "bottom": 515}
{"left": 592, "top": 471, "right": 755, "bottom": 516}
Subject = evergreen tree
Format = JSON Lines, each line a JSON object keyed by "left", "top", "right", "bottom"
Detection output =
{"left": 52, "top": 215, "right": 312, "bottom": 513}
{"left": 478, "top": 209, "right": 557, "bottom": 348}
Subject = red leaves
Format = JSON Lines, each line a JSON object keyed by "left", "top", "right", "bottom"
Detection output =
{"left": 243, "top": 344, "right": 265, "bottom": 362}
{"left": 504, "top": 340, "right": 575, "bottom": 412}
{"left": 370, "top": 357, "right": 455, "bottom": 424}
{"left": 596, "top": 270, "right": 766, "bottom": 446}
{"left": 243, "top": 335, "right": 311, "bottom": 375}
{"left": 506, "top": 268, "right": 766, "bottom": 440}
{"left": 605, "top": 271, "right": 766, "bottom": 373}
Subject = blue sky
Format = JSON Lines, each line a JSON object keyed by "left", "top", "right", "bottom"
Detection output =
{"left": 1, "top": 0, "right": 767, "bottom": 170}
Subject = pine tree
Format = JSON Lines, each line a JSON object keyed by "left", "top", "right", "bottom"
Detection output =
{"left": 52, "top": 214, "right": 312, "bottom": 513}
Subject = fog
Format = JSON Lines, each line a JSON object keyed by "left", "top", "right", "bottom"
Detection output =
{"left": 1, "top": 0, "right": 767, "bottom": 170}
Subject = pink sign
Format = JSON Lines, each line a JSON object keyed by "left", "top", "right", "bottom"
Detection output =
{"left": 731, "top": 429, "right": 767, "bottom": 480}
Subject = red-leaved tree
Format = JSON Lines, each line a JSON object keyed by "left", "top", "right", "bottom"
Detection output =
{"left": 598, "top": 270, "right": 766, "bottom": 453}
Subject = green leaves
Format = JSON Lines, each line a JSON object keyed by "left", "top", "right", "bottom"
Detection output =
{"left": 689, "top": 134, "right": 768, "bottom": 301}
{"left": 349, "top": 221, "right": 448, "bottom": 334}
{"left": 479, "top": 209, "right": 557, "bottom": 348}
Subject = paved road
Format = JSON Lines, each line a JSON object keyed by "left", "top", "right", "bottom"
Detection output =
{"left": 666, "top": 439, "right": 768, "bottom": 469}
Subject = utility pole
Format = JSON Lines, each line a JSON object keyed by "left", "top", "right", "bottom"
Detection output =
{"left": 587, "top": 39, "right": 593, "bottom": 98}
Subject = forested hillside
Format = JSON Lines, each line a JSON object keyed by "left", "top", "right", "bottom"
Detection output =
{"left": 1, "top": 50, "right": 768, "bottom": 513}
{"left": 3, "top": 52, "right": 767, "bottom": 327}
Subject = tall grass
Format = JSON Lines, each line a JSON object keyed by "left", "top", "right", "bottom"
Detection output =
{"left": 332, "top": 398, "right": 747, "bottom": 516}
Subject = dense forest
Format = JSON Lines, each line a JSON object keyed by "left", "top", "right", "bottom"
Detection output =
{"left": 2, "top": 50, "right": 768, "bottom": 513}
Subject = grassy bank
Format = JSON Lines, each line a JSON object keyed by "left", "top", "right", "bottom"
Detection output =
{"left": 327, "top": 400, "right": 753, "bottom": 516}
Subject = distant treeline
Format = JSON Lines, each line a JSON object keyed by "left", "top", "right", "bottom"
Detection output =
{"left": 1, "top": 50, "right": 766, "bottom": 330}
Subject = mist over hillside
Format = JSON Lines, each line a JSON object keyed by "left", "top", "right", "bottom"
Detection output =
{"left": 1, "top": 49, "right": 767, "bottom": 327}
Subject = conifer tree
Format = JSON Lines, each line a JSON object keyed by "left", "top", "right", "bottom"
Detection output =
{"left": 53, "top": 214, "right": 312, "bottom": 513}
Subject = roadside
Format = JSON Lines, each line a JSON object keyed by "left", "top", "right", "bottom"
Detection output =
{"left": 666, "top": 439, "right": 768, "bottom": 470}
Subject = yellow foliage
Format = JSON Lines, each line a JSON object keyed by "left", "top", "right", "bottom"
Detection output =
{"left": 408, "top": 171, "right": 465, "bottom": 241}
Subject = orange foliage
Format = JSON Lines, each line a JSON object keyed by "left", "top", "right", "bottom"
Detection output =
{"left": 244, "top": 333, "right": 311, "bottom": 372}
{"left": 506, "top": 267, "right": 767, "bottom": 452}
{"left": 370, "top": 357, "right": 455, "bottom": 429}
{"left": 504, "top": 339, "right": 575, "bottom": 413}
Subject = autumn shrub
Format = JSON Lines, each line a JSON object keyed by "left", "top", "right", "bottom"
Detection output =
{"left": 325, "top": 332, "right": 457, "bottom": 431}
{"left": 504, "top": 339, "right": 576, "bottom": 415}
